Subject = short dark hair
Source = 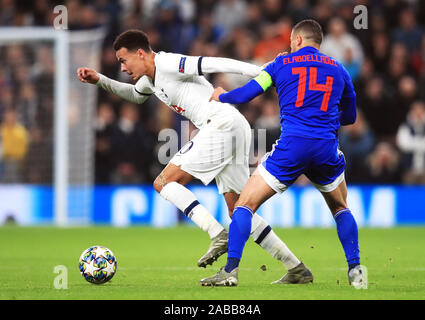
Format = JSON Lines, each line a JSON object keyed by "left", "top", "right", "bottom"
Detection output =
{"left": 113, "top": 30, "right": 152, "bottom": 52}
{"left": 292, "top": 19, "right": 323, "bottom": 45}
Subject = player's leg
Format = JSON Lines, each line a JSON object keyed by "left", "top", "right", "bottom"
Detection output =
{"left": 158, "top": 117, "right": 244, "bottom": 267}
{"left": 319, "top": 178, "right": 363, "bottom": 285}
{"left": 308, "top": 139, "right": 363, "bottom": 286}
{"left": 201, "top": 168, "right": 313, "bottom": 286}
{"left": 201, "top": 172, "right": 274, "bottom": 286}
{"left": 194, "top": 191, "right": 241, "bottom": 268}
{"left": 222, "top": 189, "right": 299, "bottom": 267}
{"left": 223, "top": 189, "right": 302, "bottom": 271}
{"left": 154, "top": 163, "right": 226, "bottom": 243}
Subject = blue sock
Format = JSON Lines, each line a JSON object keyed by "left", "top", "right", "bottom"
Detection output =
{"left": 224, "top": 206, "right": 252, "bottom": 273}
{"left": 334, "top": 209, "right": 360, "bottom": 270}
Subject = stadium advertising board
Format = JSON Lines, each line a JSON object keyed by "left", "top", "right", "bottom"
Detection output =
{"left": 1, "top": 185, "right": 423, "bottom": 227}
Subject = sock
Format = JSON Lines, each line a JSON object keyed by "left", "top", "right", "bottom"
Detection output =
{"left": 251, "top": 214, "right": 301, "bottom": 270}
{"left": 224, "top": 206, "right": 252, "bottom": 272}
{"left": 160, "top": 182, "right": 224, "bottom": 238}
{"left": 334, "top": 208, "right": 360, "bottom": 269}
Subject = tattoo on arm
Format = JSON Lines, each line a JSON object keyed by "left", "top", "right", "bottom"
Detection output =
{"left": 158, "top": 173, "right": 167, "bottom": 188}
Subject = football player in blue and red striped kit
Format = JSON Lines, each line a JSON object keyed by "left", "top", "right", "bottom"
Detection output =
{"left": 202, "top": 19, "right": 365, "bottom": 287}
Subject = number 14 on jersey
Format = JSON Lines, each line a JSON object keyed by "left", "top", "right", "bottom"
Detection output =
{"left": 292, "top": 67, "right": 334, "bottom": 112}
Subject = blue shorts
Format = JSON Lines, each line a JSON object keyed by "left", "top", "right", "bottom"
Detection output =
{"left": 259, "top": 136, "right": 345, "bottom": 193}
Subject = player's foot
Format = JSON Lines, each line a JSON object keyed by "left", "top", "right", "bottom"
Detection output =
{"left": 271, "top": 262, "right": 314, "bottom": 284}
{"left": 348, "top": 265, "right": 367, "bottom": 288}
{"left": 197, "top": 229, "right": 228, "bottom": 268}
{"left": 200, "top": 267, "right": 238, "bottom": 287}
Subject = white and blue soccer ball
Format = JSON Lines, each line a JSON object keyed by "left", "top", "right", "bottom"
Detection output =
{"left": 79, "top": 246, "right": 117, "bottom": 284}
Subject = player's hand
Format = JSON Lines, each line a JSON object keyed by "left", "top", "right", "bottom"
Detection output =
{"left": 209, "top": 87, "right": 227, "bottom": 102}
{"left": 277, "top": 51, "right": 289, "bottom": 57}
{"left": 77, "top": 67, "right": 99, "bottom": 84}
{"left": 261, "top": 52, "right": 289, "bottom": 69}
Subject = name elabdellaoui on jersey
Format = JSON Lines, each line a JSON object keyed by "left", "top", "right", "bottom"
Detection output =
{"left": 134, "top": 52, "right": 236, "bottom": 128}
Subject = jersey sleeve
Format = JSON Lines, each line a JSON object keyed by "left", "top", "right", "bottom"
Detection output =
{"left": 134, "top": 76, "right": 154, "bottom": 96}
{"left": 155, "top": 52, "right": 203, "bottom": 76}
{"left": 339, "top": 66, "right": 357, "bottom": 125}
{"left": 155, "top": 52, "right": 262, "bottom": 78}
{"left": 263, "top": 58, "right": 278, "bottom": 84}
{"left": 219, "top": 79, "right": 264, "bottom": 105}
{"left": 218, "top": 68, "right": 274, "bottom": 105}
{"left": 96, "top": 73, "right": 151, "bottom": 104}
{"left": 200, "top": 57, "right": 261, "bottom": 78}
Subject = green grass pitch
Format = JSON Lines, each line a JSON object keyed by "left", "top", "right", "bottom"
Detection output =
{"left": 1, "top": 226, "right": 424, "bottom": 300}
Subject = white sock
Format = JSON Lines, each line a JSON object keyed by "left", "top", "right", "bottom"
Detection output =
{"left": 251, "top": 214, "right": 301, "bottom": 270}
{"left": 159, "top": 182, "right": 224, "bottom": 239}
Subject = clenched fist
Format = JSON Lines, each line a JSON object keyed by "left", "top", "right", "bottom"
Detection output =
{"left": 77, "top": 67, "right": 99, "bottom": 84}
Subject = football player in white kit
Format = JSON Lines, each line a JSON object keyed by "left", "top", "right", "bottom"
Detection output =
{"left": 78, "top": 30, "right": 313, "bottom": 284}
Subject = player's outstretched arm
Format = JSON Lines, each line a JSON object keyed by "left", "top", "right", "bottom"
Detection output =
{"left": 202, "top": 52, "right": 288, "bottom": 77}
{"left": 200, "top": 57, "right": 262, "bottom": 78}
{"left": 210, "top": 70, "right": 272, "bottom": 105}
{"left": 156, "top": 53, "right": 263, "bottom": 78}
{"left": 210, "top": 79, "right": 264, "bottom": 104}
{"left": 77, "top": 67, "right": 151, "bottom": 104}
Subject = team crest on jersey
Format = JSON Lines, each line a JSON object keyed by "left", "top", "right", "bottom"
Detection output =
{"left": 179, "top": 57, "right": 186, "bottom": 73}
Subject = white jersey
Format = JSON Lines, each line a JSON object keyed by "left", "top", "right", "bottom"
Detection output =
{"left": 97, "top": 52, "right": 262, "bottom": 128}
{"left": 95, "top": 52, "right": 262, "bottom": 193}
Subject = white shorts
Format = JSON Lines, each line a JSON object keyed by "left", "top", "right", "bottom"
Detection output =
{"left": 170, "top": 110, "right": 251, "bottom": 194}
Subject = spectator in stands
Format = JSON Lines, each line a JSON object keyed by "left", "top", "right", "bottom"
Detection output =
{"left": 185, "top": 10, "right": 226, "bottom": 48}
{"left": 16, "top": 83, "right": 37, "bottom": 129}
{"left": 0, "top": 108, "right": 28, "bottom": 183}
{"left": 0, "top": 0, "right": 15, "bottom": 26}
{"left": 343, "top": 47, "right": 361, "bottom": 81}
{"left": 254, "top": 98, "right": 280, "bottom": 152}
{"left": 358, "top": 75, "right": 398, "bottom": 138}
{"left": 339, "top": 110, "right": 375, "bottom": 183}
{"left": 370, "top": 32, "right": 390, "bottom": 75}
{"left": 253, "top": 22, "right": 289, "bottom": 64}
{"left": 321, "top": 17, "right": 364, "bottom": 70}
{"left": 153, "top": 0, "right": 186, "bottom": 53}
{"left": 23, "top": 126, "right": 52, "bottom": 184}
{"left": 95, "top": 102, "right": 115, "bottom": 184}
{"left": 396, "top": 101, "right": 425, "bottom": 184}
{"left": 394, "top": 76, "right": 420, "bottom": 130}
{"left": 260, "top": 0, "right": 284, "bottom": 23}
{"left": 1, "top": 0, "right": 425, "bottom": 187}
{"left": 110, "top": 103, "right": 150, "bottom": 184}
{"left": 286, "top": 0, "right": 310, "bottom": 23}
{"left": 392, "top": 7, "right": 424, "bottom": 53}
{"left": 213, "top": 0, "right": 246, "bottom": 35}
{"left": 364, "top": 142, "right": 402, "bottom": 184}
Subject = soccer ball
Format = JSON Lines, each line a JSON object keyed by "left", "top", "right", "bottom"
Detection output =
{"left": 79, "top": 246, "right": 117, "bottom": 284}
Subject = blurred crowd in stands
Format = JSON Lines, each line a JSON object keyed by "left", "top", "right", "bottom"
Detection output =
{"left": 0, "top": 0, "right": 425, "bottom": 186}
